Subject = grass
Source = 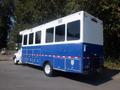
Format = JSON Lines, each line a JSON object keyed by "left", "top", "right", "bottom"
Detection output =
{"left": 104, "top": 57, "right": 120, "bottom": 70}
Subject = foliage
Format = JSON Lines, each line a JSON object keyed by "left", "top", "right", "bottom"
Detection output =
{"left": 0, "top": 0, "right": 120, "bottom": 59}
{"left": 105, "top": 57, "right": 120, "bottom": 70}
{"left": 0, "top": 0, "right": 10, "bottom": 48}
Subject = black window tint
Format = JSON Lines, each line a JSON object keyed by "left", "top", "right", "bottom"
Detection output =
{"left": 67, "top": 20, "right": 80, "bottom": 40}
{"left": 23, "top": 35, "right": 27, "bottom": 45}
{"left": 20, "top": 35, "right": 22, "bottom": 43}
{"left": 55, "top": 24, "right": 65, "bottom": 42}
{"left": 35, "top": 31, "right": 41, "bottom": 44}
{"left": 46, "top": 27, "right": 54, "bottom": 43}
{"left": 29, "top": 33, "right": 34, "bottom": 44}
{"left": 18, "top": 35, "right": 22, "bottom": 43}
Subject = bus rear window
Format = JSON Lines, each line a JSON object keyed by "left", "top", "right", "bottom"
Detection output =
{"left": 67, "top": 20, "right": 80, "bottom": 41}
{"left": 23, "top": 35, "right": 27, "bottom": 45}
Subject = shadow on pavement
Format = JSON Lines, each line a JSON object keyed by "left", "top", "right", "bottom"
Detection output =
{"left": 55, "top": 68, "right": 120, "bottom": 86}
{"left": 22, "top": 64, "right": 120, "bottom": 86}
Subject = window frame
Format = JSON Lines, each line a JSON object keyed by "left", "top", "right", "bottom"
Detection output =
{"left": 67, "top": 20, "right": 80, "bottom": 41}
{"left": 55, "top": 24, "right": 65, "bottom": 42}
{"left": 28, "top": 33, "right": 34, "bottom": 45}
{"left": 35, "top": 31, "right": 41, "bottom": 44}
{"left": 23, "top": 34, "right": 28, "bottom": 45}
{"left": 46, "top": 27, "right": 54, "bottom": 43}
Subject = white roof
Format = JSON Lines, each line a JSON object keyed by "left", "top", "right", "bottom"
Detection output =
{"left": 19, "top": 11, "right": 102, "bottom": 35}
{"left": 19, "top": 11, "right": 84, "bottom": 35}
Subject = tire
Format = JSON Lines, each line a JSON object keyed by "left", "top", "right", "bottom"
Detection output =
{"left": 13, "top": 56, "right": 19, "bottom": 65}
{"left": 43, "top": 62, "right": 54, "bottom": 77}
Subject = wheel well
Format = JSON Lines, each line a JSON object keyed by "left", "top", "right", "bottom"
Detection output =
{"left": 13, "top": 55, "right": 16, "bottom": 60}
{"left": 43, "top": 61, "right": 50, "bottom": 67}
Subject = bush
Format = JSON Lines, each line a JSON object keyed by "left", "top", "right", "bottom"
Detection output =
{"left": 105, "top": 57, "right": 120, "bottom": 70}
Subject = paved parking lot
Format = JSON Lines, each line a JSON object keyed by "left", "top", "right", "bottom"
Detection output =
{"left": 0, "top": 60, "right": 120, "bottom": 90}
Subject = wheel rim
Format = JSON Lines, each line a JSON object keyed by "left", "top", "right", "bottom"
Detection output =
{"left": 45, "top": 64, "right": 51, "bottom": 74}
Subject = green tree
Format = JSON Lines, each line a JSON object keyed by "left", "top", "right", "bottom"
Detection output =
{"left": 0, "top": 0, "right": 11, "bottom": 49}
{"left": 11, "top": 0, "right": 120, "bottom": 59}
{"left": 64, "top": 0, "right": 120, "bottom": 58}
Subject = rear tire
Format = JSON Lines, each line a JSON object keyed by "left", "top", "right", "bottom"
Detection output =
{"left": 43, "top": 62, "right": 54, "bottom": 77}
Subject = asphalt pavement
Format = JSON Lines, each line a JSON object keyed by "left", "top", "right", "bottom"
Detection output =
{"left": 0, "top": 60, "right": 120, "bottom": 90}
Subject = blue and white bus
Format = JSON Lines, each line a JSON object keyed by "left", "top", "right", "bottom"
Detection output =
{"left": 18, "top": 11, "right": 103, "bottom": 76}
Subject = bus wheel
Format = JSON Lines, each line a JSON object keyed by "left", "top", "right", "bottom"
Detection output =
{"left": 13, "top": 56, "right": 18, "bottom": 65}
{"left": 43, "top": 62, "right": 53, "bottom": 77}
{"left": 14, "top": 59, "right": 19, "bottom": 65}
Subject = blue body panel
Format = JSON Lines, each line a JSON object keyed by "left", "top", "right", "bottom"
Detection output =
{"left": 22, "top": 43, "right": 103, "bottom": 74}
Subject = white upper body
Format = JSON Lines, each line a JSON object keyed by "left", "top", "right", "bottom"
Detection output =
{"left": 20, "top": 11, "right": 103, "bottom": 47}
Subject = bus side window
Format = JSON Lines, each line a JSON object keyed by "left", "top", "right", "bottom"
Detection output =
{"left": 23, "top": 35, "right": 27, "bottom": 45}
{"left": 29, "top": 33, "right": 34, "bottom": 44}
{"left": 67, "top": 20, "right": 80, "bottom": 41}
{"left": 55, "top": 24, "right": 65, "bottom": 42}
{"left": 35, "top": 31, "right": 41, "bottom": 44}
{"left": 46, "top": 27, "right": 54, "bottom": 43}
